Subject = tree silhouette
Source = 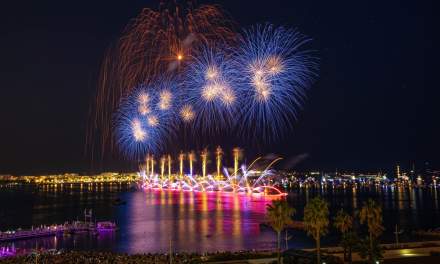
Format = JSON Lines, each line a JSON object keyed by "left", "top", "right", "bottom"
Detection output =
{"left": 266, "top": 199, "right": 295, "bottom": 263}
{"left": 304, "top": 196, "right": 329, "bottom": 264}
{"left": 359, "top": 199, "right": 384, "bottom": 263}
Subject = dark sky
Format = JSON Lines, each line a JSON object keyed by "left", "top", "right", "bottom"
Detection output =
{"left": 0, "top": 0, "right": 435, "bottom": 174}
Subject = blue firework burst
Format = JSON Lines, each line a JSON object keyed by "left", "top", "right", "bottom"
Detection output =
{"left": 234, "top": 24, "right": 318, "bottom": 141}
{"left": 183, "top": 46, "right": 238, "bottom": 134}
{"left": 114, "top": 80, "right": 179, "bottom": 158}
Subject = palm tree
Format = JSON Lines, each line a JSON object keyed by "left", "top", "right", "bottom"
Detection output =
{"left": 359, "top": 199, "right": 384, "bottom": 263}
{"left": 266, "top": 199, "right": 295, "bottom": 264}
{"left": 304, "top": 196, "right": 329, "bottom": 264}
{"left": 333, "top": 209, "right": 353, "bottom": 262}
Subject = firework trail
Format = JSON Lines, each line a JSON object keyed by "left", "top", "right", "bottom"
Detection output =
{"left": 89, "top": 0, "right": 236, "bottom": 160}
{"left": 233, "top": 24, "right": 318, "bottom": 141}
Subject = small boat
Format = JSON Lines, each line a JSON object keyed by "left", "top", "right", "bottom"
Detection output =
{"left": 96, "top": 221, "right": 118, "bottom": 232}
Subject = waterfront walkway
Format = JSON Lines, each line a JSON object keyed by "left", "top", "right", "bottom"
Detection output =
{"left": 316, "top": 241, "right": 440, "bottom": 263}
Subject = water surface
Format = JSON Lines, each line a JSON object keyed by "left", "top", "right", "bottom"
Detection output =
{"left": 1, "top": 183, "right": 440, "bottom": 256}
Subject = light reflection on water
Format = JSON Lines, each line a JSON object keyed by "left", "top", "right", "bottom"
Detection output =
{"left": 0, "top": 184, "right": 280, "bottom": 255}
{"left": 1, "top": 183, "right": 440, "bottom": 256}
{"left": 118, "top": 190, "right": 278, "bottom": 253}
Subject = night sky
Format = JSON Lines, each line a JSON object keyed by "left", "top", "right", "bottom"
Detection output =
{"left": 0, "top": 0, "right": 435, "bottom": 175}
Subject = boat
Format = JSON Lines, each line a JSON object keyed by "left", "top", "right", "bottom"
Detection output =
{"left": 96, "top": 221, "right": 118, "bottom": 232}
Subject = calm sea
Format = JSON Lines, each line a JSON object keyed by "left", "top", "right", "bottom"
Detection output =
{"left": 1, "top": 183, "right": 439, "bottom": 256}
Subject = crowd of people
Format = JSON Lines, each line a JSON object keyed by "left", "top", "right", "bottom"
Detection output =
{"left": 0, "top": 250, "right": 277, "bottom": 264}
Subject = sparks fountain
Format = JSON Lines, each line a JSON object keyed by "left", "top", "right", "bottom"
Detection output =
{"left": 139, "top": 147, "right": 287, "bottom": 196}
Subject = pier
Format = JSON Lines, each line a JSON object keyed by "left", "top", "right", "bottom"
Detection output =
{"left": 0, "top": 222, "right": 90, "bottom": 243}
{"left": 0, "top": 210, "right": 116, "bottom": 243}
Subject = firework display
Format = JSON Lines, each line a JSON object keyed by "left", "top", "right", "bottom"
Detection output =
{"left": 90, "top": 1, "right": 318, "bottom": 162}
{"left": 140, "top": 152, "right": 287, "bottom": 196}
{"left": 90, "top": 1, "right": 236, "bottom": 157}
{"left": 88, "top": 1, "right": 319, "bottom": 162}
{"left": 114, "top": 24, "right": 317, "bottom": 156}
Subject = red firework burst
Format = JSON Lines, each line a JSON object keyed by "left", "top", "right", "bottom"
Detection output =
{"left": 88, "top": 1, "right": 236, "bottom": 162}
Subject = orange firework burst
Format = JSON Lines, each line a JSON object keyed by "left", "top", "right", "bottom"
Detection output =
{"left": 89, "top": 1, "right": 236, "bottom": 160}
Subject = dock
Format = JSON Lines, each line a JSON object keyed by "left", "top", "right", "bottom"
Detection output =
{"left": 0, "top": 222, "right": 95, "bottom": 243}
{"left": 0, "top": 222, "right": 117, "bottom": 242}
{"left": 0, "top": 209, "right": 116, "bottom": 243}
